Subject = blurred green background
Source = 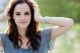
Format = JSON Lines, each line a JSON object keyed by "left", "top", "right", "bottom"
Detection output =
{"left": 0, "top": 0, "right": 80, "bottom": 53}
{"left": 36, "top": 0, "right": 80, "bottom": 53}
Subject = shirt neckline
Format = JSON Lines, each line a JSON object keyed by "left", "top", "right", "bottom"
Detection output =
{"left": 19, "top": 47, "right": 32, "bottom": 51}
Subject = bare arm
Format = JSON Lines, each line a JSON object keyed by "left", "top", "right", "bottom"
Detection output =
{"left": 36, "top": 16, "right": 74, "bottom": 40}
{"left": 34, "top": 7, "right": 74, "bottom": 40}
{"left": 0, "top": 13, "right": 4, "bottom": 22}
{"left": 0, "top": 7, "right": 10, "bottom": 22}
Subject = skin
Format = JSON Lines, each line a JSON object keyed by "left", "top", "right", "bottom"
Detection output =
{"left": 34, "top": 7, "right": 74, "bottom": 41}
{"left": 2, "top": 3, "right": 74, "bottom": 41}
{"left": 13, "top": 3, "right": 31, "bottom": 49}
{"left": 13, "top": 3, "right": 31, "bottom": 37}
{"left": 0, "top": 1, "right": 74, "bottom": 49}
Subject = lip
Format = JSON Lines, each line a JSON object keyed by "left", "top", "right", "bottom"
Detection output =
{"left": 19, "top": 22, "right": 26, "bottom": 23}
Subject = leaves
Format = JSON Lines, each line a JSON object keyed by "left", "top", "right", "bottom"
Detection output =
{"left": 36, "top": 0, "right": 80, "bottom": 23}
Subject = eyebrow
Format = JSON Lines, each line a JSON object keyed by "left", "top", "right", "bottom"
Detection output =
{"left": 15, "top": 11, "right": 30, "bottom": 13}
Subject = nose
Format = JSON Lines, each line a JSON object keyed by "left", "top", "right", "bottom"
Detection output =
{"left": 21, "top": 15, "right": 25, "bottom": 20}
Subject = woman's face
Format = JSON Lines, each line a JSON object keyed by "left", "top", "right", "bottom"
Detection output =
{"left": 13, "top": 3, "right": 31, "bottom": 29}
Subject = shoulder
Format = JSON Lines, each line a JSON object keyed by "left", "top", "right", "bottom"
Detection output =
{"left": 40, "top": 27, "right": 53, "bottom": 33}
{"left": 40, "top": 27, "right": 53, "bottom": 41}
{"left": 40, "top": 27, "right": 53, "bottom": 38}
{"left": 40, "top": 27, "right": 55, "bottom": 50}
{"left": 0, "top": 32, "right": 6, "bottom": 38}
{"left": 0, "top": 32, "right": 8, "bottom": 43}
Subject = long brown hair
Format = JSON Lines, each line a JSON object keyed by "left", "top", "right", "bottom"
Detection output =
{"left": 6, "top": 0, "right": 41, "bottom": 51}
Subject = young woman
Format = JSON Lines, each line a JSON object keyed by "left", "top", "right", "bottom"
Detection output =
{"left": 0, "top": 0, "right": 74, "bottom": 53}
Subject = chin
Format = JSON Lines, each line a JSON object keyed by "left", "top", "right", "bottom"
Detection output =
{"left": 17, "top": 25, "right": 28, "bottom": 29}
{"left": 19, "top": 26, "right": 27, "bottom": 29}
{"left": 16, "top": 22, "right": 30, "bottom": 29}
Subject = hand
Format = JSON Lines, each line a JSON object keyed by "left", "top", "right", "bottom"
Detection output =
{"left": 33, "top": 4, "right": 42, "bottom": 22}
{"left": 3, "top": 7, "right": 11, "bottom": 20}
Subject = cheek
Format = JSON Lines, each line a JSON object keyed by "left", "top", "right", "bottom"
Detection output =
{"left": 13, "top": 16, "right": 19, "bottom": 23}
{"left": 28, "top": 16, "right": 31, "bottom": 20}
{"left": 25, "top": 15, "right": 31, "bottom": 21}
{"left": 13, "top": 17, "right": 18, "bottom": 22}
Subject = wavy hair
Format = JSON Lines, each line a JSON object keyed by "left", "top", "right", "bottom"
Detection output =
{"left": 6, "top": 0, "right": 41, "bottom": 51}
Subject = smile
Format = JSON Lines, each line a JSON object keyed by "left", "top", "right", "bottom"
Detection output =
{"left": 19, "top": 22, "right": 26, "bottom": 23}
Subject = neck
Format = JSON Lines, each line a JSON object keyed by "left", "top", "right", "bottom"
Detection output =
{"left": 17, "top": 28, "right": 27, "bottom": 39}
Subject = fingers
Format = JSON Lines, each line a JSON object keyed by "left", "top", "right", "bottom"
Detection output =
{"left": 3, "top": 7, "right": 11, "bottom": 20}
{"left": 5, "top": 7, "right": 10, "bottom": 15}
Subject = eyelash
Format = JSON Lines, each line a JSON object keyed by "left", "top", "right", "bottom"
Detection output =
{"left": 16, "top": 12, "right": 29, "bottom": 15}
{"left": 16, "top": 14, "right": 20, "bottom": 15}
{"left": 25, "top": 12, "right": 29, "bottom": 15}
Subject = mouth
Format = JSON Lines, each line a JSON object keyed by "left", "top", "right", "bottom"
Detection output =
{"left": 19, "top": 22, "right": 27, "bottom": 23}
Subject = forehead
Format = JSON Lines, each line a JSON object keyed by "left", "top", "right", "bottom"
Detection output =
{"left": 14, "top": 3, "right": 30, "bottom": 12}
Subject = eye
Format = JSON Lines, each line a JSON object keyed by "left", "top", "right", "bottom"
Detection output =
{"left": 25, "top": 12, "right": 29, "bottom": 15}
{"left": 16, "top": 13, "right": 20, "bottom": 15}
{"left": 15, "top": 12, "right": 20, "bottom": 15}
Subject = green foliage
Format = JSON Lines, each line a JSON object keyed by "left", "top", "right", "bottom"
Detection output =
{"left": 36, "top": 0, "right": 80, "bottom": 23}
{"left": 36, "top": 0, "right": 80, "bottom": 53}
